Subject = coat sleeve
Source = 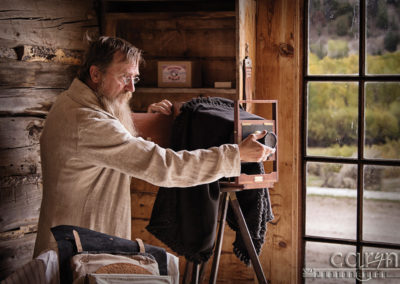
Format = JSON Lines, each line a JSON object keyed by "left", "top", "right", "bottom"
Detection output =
{"left": 76, "top": 112, "right": 241, "bottom": 188}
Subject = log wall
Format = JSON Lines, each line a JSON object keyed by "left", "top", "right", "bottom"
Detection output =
{"left": 0, "top": 1, "right": 303, "bottom": 283}
{"left": 0, "top": 0, "right": 98, "bottom": 279}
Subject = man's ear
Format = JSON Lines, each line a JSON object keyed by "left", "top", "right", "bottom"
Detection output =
{"left": 89, "top": 65, "right": 101, "bottom": 84}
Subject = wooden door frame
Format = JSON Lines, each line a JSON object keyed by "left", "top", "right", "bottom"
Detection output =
{"left": 255, "top": 0, "right": 304, "bottom": 283}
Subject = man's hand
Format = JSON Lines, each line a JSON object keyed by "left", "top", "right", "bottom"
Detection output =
{"left": 147, "top": 99, "right": 173, "bottom": 115}
{"left": 238, "top": 130, "right": 276, "bottom": 163}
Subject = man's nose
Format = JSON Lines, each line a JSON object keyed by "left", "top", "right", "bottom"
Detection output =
{"left": 124, "top": 79, "right": 135, "bottom": 92}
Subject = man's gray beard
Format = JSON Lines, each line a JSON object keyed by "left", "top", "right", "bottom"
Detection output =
{"left": 97, "top": 88, "right": 138, "bottom": 137}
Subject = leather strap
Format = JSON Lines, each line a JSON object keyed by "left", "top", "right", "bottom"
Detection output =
{"left": 73, "top": 230, "right": 83, "bottom": 253}
{"left": 135, "top": 238, "right": 145, "bottom": 253}
{"left": 73, "top": 230, "right": 145, "bottom": 254}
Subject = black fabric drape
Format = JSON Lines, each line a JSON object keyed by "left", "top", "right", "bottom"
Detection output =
{"left": 146, "top": 97, "right": 274, "bottom": 265}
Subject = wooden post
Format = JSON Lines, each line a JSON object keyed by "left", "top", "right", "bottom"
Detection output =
{"left": 255, "top": 0, "right": 303, "bottom": 283}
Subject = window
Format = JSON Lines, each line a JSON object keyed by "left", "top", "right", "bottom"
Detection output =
{"left": 303, "top": 0, "right": 400, "bottom": 283}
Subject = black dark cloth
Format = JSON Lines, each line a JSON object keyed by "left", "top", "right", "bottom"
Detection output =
{"left": 51, "top": 225, "right": 168, "bottom": 284}
{"left": 146, "top": 97, "right": 274, "bottom": 265}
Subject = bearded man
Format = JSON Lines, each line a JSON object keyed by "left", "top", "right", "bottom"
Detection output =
{"left": 34, "top": 36, "right": 273, "bottom": 257}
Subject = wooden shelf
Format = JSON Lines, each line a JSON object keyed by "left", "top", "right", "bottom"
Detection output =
{"left": 131, "top": 87, "right": 237, "bottom": 112}
{"left": 135, "top": 87, "right": 236, "bottom": 95}
{"left": 106, "top": 11, "right": 235, "bottom": 20}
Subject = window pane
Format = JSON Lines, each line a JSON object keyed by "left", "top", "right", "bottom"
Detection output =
{"left": 365, "top": 82, "right": 400, "bottom": 160}
{"left": 306, "top": 162, "right": 357, "bottom": 239}
{"left": 363, "top": 165, "right": 400, "bottom": 244}
{"left": 360, "top": 247, "right": 400, "bottom": 283}
{"left": 308, "top": 0, "right": 359, "bottom": 75}
{"left": 307, "top": 82, "right": 358, "bottom": 157}
{"left": 304, "top": 242, "right": 356, "bottom": 283}
{"left": 366, "top": 0, "right": 400, "bottom": 74}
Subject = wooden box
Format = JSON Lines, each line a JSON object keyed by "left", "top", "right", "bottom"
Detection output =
{"left": 157, "top": 61, "right": 201, "bottom": 87}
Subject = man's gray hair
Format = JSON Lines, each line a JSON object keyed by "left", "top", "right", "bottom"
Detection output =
{"left": 78, "top": 36, "right": 143, "bottom": 82}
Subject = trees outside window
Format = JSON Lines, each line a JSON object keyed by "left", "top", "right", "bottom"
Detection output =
{"left": 303, "top": 1, "right": 400, "bottom": 283}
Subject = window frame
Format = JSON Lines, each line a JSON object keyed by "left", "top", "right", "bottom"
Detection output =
{"left": 302, "top": 0, "right": 400, "bottom": 283}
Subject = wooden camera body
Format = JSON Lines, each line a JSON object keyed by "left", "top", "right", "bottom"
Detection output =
{"left": 219, "top": 99, "right": 278, "bottom": 191}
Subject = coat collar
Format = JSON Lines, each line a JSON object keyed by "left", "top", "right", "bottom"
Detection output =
{"left": 66, "top": 78, "right": 112, "bottom": 117}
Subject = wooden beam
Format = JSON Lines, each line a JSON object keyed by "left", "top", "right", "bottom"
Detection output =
{"left": 0, "top": 145, "right": 41, "bottom": 177}
{"left": 0, "top": 224, "right": 38, "bottom": 241}
{"left": 0, "top": 117, "right": 44, "bottom": 149}
{"left": 131, "top": 177, "right": 159, "bottom": 194}
{"left": 0, "top": 0, "right": 98, "bottom": 50}
{"left": 15, "top": 45, "right": 83, "bottom": 65}
{"left": 135, "top": 88, "right": 236, "bottom": 95}
{"left": 131, "top": 192, "right": 156, "bottom": 219}
{"left": 0, "top": 47, "right": 18, "bottom": 60}
{"left": 0, "top": 233, "right": 36, "bottom": 280}
{"left": 236, "top": 0, "right": 257, "bottom": 103}
{"left": 0, "top": 179, "right": 41, "bottom": 233}
{"left": 109, "top": 16, "right": 235, "bottom": 30}
{"left": 255, "top": 0, "right": 303, "bottom": 283}
{"left": 0, "top": 59, "right": 77, "bottom": 89}
{"left": 119, "top": 27, "right": 235, "bottom": 58}
{"left": 0, "top": 88, "right": 61, "bottom": 116}
{"left": 105, "top": 11, "right": 235, "bottom": 21}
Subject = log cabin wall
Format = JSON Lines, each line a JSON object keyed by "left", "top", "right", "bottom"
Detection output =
{"left": 0, "top": 0, "right": 303, "bottom": 283}
{"left": 0, "top": 0, "right": 98, "bottom": 279}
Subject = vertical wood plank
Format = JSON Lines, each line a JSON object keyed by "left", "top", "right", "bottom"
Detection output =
{"left": 255, "top": 0, "right": 303, "bottom": 283}
{"left": 237, "top": 0, "right": 257, "bottom": 102}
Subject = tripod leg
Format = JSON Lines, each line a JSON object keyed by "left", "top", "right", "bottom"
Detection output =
{"left": 183, "top": 261, "right": 193, "bottom": 284}
{"left": 198, "top": 260, "right": 208, "bottom": 283}
{"left": 209, "top": 192, "right": 229, "bottom": 284}
{"left": 191, "top": 263, "right": 199, "bottom": 284}
{"left": 228, "top": 192, "right": 268, "bottom": 284}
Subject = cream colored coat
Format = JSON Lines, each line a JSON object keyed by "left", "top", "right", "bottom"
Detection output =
{"left": 34, "top": 79, "right": 241, "bottom": 257}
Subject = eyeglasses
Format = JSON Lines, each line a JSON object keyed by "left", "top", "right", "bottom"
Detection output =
{"left": 121, "top": 75, "right": 140, "bottom": 85}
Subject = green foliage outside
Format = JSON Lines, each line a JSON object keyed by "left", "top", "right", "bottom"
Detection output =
{"left": 307, "top": 144, "right": 357, "bottom": 158}
{"left": 307, "top": 51, "right": 400, "bottom": 156}
{"left": 307, "top": 50, "right": 400, "bottom": 190}
{"left": 308, "top": 139, "right": 400, "bottom": 160}
{"left": 327, "top": 39, "right": 350, "bottom": 59}
{"left": 308, "top": 52, "right": 359, "bottom": 74}
{"left": 309, "top": 42, "right": 327, "bottom": 60}
{"left": 366, "top": 51, "right": 400, "bottom": 74}
{"left": 306, "top": 0, "right": 400, "bottom": 192}
{"left": 309, "top": 51, "right": 400, "bottom": 75}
